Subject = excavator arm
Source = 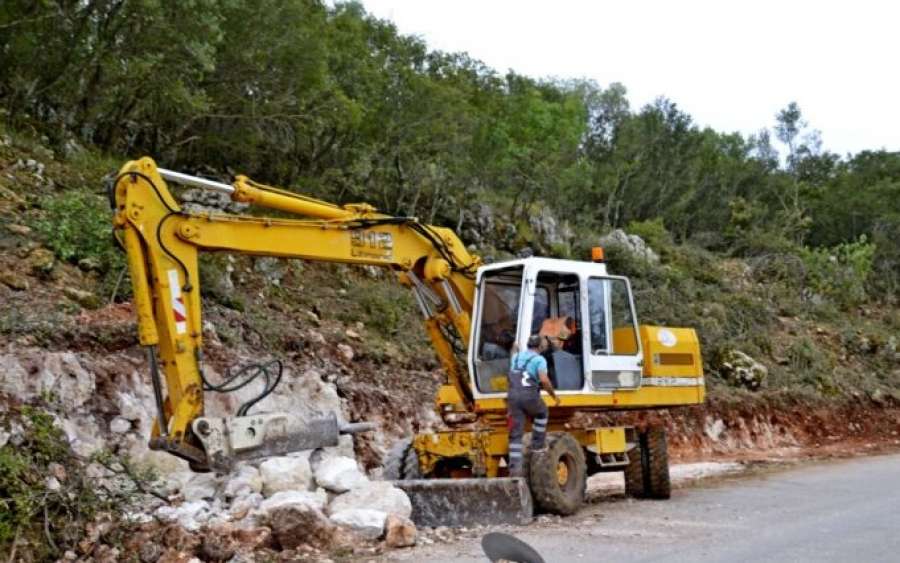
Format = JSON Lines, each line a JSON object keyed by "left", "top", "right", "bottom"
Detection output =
{"left": 110, "top": 157, "right": 482, "bottom": 472}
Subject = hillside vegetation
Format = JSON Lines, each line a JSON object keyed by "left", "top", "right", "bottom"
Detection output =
{"left": 3, "top": 0, "right": 899, "bottom": 397}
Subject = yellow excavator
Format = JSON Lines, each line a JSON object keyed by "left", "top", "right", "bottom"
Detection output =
{"left": 110, "top": 157, "right": 705, "bottom": 525}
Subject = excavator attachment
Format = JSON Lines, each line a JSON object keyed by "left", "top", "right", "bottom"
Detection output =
{"left": 394, "top": 477, "right": 533, "bottom": 526}
{"left": 192, "top": 412, "right": 374, "bottom": 473}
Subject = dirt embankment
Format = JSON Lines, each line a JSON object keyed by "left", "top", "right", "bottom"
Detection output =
{"left": 639, "top": 391, "right": 900, "bottom": 464}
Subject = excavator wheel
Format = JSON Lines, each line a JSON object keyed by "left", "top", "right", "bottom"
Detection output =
{"left": 528, "top": 432, "right": 586, "bottom": 515}
{"left": 384, "top": 438, "right": 422, "bottom": 480}
{"left": 623, "top": 440, "right": 646, "bottom": 498}
{"left": 624, "top": 426, "right": 671, "bottom": 500}
{"left": 643, "top": 426, "right": 672, "bottom": 499}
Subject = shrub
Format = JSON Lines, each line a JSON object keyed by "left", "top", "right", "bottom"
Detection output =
{"left": 625, "top": 217, "right": 672, "bottom": 252}
{"left": 31, "top": 190, "right": 116, "bottom": 265}
{"left": 725, "top": 197, "right": 799, "bottom": 256}
{"left": 783, "top": 337, "right": 838, "bottom": 393}
{"left": 800, "top": 235, "right": 876, "bottom": 308}
{"left": 665, "top": 243, "right": 723, "bottom": 285}
{"left": 0, "top": 402, "right": 157, "bottom": 561}
{"left": 30, "top": 189, "right": 129, "bottom": 301}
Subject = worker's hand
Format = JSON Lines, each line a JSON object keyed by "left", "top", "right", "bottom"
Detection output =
{"left": 553, "top": 396, "right": 561, "bottom": 407}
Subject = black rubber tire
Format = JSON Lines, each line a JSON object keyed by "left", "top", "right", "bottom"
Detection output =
{"left": 625, "top": 427, "right": 671, "bottom": 500}
{"left": 624, "top": 440, "right": 646, "bottom": 498}
{"left": 528, "top": 432, "right": 587, "bottom": 515}
{"left": 644, "top": 426, "right": 671, "bottom": 499}
{"left": 384, "top": 438, "right": 422, "bottom": 480}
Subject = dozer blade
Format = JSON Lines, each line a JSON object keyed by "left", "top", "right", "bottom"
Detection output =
{"left": 392, "top": 477, "right": 533, "bottom": 527}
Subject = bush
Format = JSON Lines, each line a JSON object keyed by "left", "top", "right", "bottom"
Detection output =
{"left": 724, "top": 197, "right": 799, "bottom": 256}
{"left": 0, "top": 402, "right": 157, "bottom": 561}
{"left": 800, "top": 235, "right": 876, "bottom": 308}
{"left": 665, "top": 243, "right": 723, "bottom": 285}
{"left": 29, "top": 189, "right": 129, "bottom": 301}
{"left": 783, "top": 337, "right": 838, "bottom": 392}
{"left": 625, "top": 217, "right": 672, "bottom": 252}
{"left": 31, "top": 191, "right": 117, "bottom": 265}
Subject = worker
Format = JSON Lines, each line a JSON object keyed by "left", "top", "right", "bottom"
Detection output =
{"left": 507, "top": 334, "right": 561, "bottom": 477}
{"left": 539, "top": 315, "right": 582, "bottom": 355}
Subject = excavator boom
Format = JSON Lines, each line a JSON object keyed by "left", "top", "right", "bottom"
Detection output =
{"left": 111, "top": 157, "right": 479, "bottom": 472}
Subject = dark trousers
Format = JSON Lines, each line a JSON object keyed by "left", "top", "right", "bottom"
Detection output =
{"left": 507, "top": 389, "right": 549, "bottom": 474}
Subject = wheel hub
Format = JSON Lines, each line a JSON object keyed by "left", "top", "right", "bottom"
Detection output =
{"left": 556, "top": 458, "right": 570, "bottom": 486}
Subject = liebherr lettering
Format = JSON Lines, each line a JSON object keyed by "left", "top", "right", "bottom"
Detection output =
{"left": 351, "top": 231, "right": 393, "bottom": 260}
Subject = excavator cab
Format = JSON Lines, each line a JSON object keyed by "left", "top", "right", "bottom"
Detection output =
{"left": 470, "top": 255, "right": 644, "bottom": 398}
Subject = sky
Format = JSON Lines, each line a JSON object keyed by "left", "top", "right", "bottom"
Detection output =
{"left": 359, "top": 0, "right": 898, "bottom": 157}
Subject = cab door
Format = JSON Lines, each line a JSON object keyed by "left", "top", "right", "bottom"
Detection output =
{"left": 585, "top": 276, "right": 642, "bottom": 390}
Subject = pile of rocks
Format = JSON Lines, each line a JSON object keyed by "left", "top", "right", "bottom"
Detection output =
{"left": 154, "top": 451, "right": 418, "bottom": 551}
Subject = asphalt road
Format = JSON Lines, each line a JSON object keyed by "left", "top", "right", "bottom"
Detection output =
{"left": 385, "top": 453, "right": 900, "bottom": 563}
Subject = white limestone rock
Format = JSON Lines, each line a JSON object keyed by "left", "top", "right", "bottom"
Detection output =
{"left": 259, "top": 456, "right": 313, "bottom": 497}
{"left": 327, "top": 481, "right": 411, "bottom": 519}
{"left": 259, "top": 489, "right": 329, "bottom": 513}
{"left": 315, "top": 456, "right": 367, "bottom": 493}
{"left": 182, "top": 472, "right": 220, "bottom": 502}
{"left": 329, "top": 508, "right": 386, "bottom": 540}
{"left": 224, "top": 464, "right": 263, "bottom": 499}
{"left": 155, "top": 500, "right": 211, "bottom": 532}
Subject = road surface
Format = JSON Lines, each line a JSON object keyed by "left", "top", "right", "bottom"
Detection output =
{"left": 384, "top": 453, "right": 900, "bottom": 562}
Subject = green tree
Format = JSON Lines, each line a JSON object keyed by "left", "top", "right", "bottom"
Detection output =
{"left": 473, "top": 73, "right": 585, "bottom": 229}
{"left": 586, "top": 97, "right": 701, "bottom": 232}
{"left": 0, "top": 0, "right": 225, "bottom": 152}
{"left": 170, "top": 0, "right": 333, "bottom": 183}
{"left": 770, "top": 101, "right": 831, "bottom": 244}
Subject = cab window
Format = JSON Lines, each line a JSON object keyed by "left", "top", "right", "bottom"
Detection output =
{"left": 588, "top": 278, "right": 638, "bottom": 355}
{"left": 610, "top": 279, "right": 638, "bottom": 355}
{"left": 588, "top": 278, "right": 607, "bottom": 354}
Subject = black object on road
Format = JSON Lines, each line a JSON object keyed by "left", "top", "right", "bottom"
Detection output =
{"left": 481, "top": 532, "right": 546, "bottom": 563}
